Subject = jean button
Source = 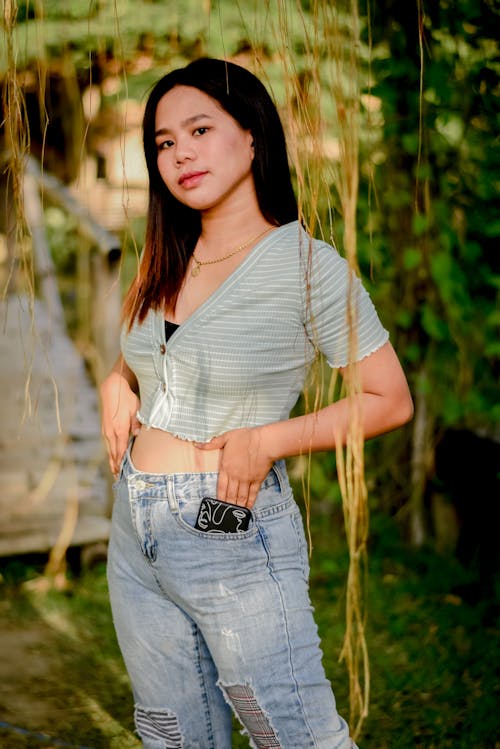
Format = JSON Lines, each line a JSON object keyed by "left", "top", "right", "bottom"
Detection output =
{"left": 159, "top": 344, "right": 166, "bottom": 355}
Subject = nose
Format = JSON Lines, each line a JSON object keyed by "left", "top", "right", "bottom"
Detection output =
{"left": 174, "top": 137, "right": 196, "bottom": 166}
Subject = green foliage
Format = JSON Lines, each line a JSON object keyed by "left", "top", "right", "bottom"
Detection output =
{"left": 2, "top": 0, "right": 294, "bottom": 76}
{"left": 44, "top": 206, "right": 79, "bottom": 274}
{"left": 362, "top": 512, "right": 500, "bottom": 747}
{"left": 358, "top": 0, "right": 500, "bottom": 445}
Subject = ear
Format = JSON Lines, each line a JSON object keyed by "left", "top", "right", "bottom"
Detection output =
{"left": 247, "top": 130, "right": 255, "bottom": 159}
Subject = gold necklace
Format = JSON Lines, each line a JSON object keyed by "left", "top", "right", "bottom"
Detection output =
{"left": 191, "top": 226, "right": 273, "bottom": 277}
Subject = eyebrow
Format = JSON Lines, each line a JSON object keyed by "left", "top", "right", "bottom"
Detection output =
{"left": 155, "top": 113, "right": 213, "bottom": 138}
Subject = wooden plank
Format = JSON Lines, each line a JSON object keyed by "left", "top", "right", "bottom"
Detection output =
{"left": 25, "top": 156, "right": 121, "bottom": 261}
{"left": 0, "top": 516, "right": 110, "bottom": 557}
{"left": 0, "top": 295, "right": 110, "bottom": 557}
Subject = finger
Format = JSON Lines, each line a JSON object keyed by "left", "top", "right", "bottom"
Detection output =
{"left": 131, "top": 415, "right": 142, "bottom": 436}
{"left": 114, "top": 427, "right": 130, "bottom": 463}
{"left": 225, "top": 478, "right": 240, "bottom": 504}
{"left": 115, "top": 442, "right": 127, "bottom": 469}
{"left": 235, "top": 481, "right": 251, "bottom": 507}
{"left": 217, "top": 470, "right": 229, "bottom": 502}
{"left": 195, "top": 435, "right": 226, "bottom": 450}
{"left": 108, "top": 435, "right": 120, "bottom": 469}
{"left": 109, "top": 451, "right": 120, "bottom": 477}
{"left": 105, "top": 429, "right": 125, "bottom": 476}
{"left": 108, "top": 443, "right": 119, "bottom": 475}
{"left": 104, "top": 433, "right": 117, "bottom": 472}
{"left": 246, "top": 482, "right": 261, "bottom": 509}
{"left": 225, "top": 478, "right": 241, "bottom": 504}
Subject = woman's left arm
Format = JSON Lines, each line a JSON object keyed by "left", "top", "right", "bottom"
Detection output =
{"left": 198, "top": 341, "right": 413, "bottom": 508}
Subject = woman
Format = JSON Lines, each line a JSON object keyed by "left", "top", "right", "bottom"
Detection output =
{"left": 101, "top": 57, "right": 413, "bottom": 749}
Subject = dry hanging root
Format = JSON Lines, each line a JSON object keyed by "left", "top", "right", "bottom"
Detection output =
{"left": 2, "top": 0, "right": 34, "bottom": 299}
{"left": 326, "top": 2, "right": 371, "bottom": 736}
{"left": 335, "top": 366, "right": 370, "bottom": 738}
{"left": 2, "top": 0, "right": 371, "bottom": 734}
{"left": 272, "top": 0, "right": 370, "bottom": 737}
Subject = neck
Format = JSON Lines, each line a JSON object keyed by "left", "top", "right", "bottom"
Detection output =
{"left": 198, "top": 195, "right": 272, "bottom": 253}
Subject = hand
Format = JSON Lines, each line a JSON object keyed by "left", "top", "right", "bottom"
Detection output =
{"left": 196, "top": 427, "right": 274, "bottom": 508}
{"left": 100, "top": 371, "right": 141, "bottom": 476}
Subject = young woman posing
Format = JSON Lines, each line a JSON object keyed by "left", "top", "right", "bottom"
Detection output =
{"left": 100, "top": 57, "right": 413, "bottom": 749}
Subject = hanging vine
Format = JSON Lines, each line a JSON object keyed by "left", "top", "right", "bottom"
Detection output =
{"left": 2, "top": 0, "right": 373, "bottom": 737}
{"left": 2, "top": 0, "right": 34, "bottom": 300}
{"left": 266, "top": 0, "right": 370, "bottom": 736}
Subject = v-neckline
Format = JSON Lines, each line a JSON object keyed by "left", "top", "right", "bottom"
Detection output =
{"left": 160, "top": 221, "right": 296, "bottom": 342}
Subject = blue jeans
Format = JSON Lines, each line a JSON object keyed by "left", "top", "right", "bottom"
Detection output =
{"left": 107, "top": 449, "right": 357, "bottom": 749}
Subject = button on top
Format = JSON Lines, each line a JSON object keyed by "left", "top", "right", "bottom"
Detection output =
{"left": 159, "top": 344, "right": 166, "bottom": 355}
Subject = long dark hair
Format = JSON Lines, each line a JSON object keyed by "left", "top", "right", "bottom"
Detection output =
{"left": 123, "top": 57, "right": 298, "bottom": 327}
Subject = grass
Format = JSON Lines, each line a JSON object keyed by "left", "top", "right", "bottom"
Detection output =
{"left": 0, "top": 508, "right": 498, "bottom": 749}
{"left": 315, "top": 513, "right": 500, "bottom": 749}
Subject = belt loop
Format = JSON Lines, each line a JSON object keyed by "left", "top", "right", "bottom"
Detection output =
{"left": 166, "top": 477, "right": 179, "bottom": 512}
{"left": 118, "top": 450, "right": 129, "bottom": 481}
{"left": 271, "top": 460, "right": 287, "bottom": 494}
{"left": 119, "top": 437, "right": 136, "bottom": 481}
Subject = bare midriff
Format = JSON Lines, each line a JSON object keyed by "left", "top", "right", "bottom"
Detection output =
{"left": 130, "top": 426, "right": 221, "bottom": 474}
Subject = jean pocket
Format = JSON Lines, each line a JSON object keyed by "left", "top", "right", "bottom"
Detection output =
{"left": 174, "top": 497, "right": 258, "bottom": 541}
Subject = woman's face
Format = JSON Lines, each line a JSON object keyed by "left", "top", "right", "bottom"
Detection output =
{"left": 154, "top": 85, "right": 255, "bottom": 214}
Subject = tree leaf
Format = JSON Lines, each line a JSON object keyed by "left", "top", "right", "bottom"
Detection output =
{"left": 403, "top": 247, "right": 422, "bottom": 270}
{"left": 421, "top": 304, "right": 448, "bottom": 341}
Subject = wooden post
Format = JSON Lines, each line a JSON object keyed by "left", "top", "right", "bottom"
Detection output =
{"left": 91, "top": 250, "right": 122, "bottom": 385}
{"left": 25, "top": 155, "right": 122, "bottom": 381}
{"left": 22, "top": 170, "right": 66, "bottom": 328}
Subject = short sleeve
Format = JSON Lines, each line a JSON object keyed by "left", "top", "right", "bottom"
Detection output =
{"left": 303, "top": 240, "right": 389, "bottom": 368}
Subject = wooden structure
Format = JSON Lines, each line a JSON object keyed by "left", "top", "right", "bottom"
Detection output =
{"left": 0, "top": 158, "right": 122, "bottom": 563}
{"left": 0, "top": 295, "right": 110, "bottom": 559}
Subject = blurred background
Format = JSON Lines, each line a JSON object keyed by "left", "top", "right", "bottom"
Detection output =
{"left": 0, "top": 1, "right": 498, "bottom": 747}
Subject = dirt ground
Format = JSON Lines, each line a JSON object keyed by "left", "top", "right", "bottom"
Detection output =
{"left": 0, "top": 582, "right": 140, "bottom": 749}
{"left": 0, "top": 624, "right": 62, "bottom": 735}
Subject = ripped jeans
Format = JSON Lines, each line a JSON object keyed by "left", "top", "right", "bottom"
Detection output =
{"left": 107, "top": 449, "right": 357, "bottom": 749}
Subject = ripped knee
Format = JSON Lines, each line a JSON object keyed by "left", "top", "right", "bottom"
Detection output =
{"left": 219, "top": 683, "right": 282, "bottom": 749}
{"left": 135, "top": 704, "right": 183, "bottom": 748}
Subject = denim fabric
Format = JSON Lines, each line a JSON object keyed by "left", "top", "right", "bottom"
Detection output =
{"left": 107, "top": 449, "right": 357, "bottom": 749}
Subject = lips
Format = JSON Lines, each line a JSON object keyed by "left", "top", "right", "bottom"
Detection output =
{"left": 178, "top": 171, "right": 208, "bottom": 187}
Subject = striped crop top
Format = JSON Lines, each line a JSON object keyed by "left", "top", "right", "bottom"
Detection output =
{"left": 121, "top": 220, "right": 389, "bottom": 443}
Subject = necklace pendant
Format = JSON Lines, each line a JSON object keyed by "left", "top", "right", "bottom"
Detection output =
{"left": 191, "top": 261, "right": 201, "bottom": 277}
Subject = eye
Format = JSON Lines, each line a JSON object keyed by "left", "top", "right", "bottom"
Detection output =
{"left": 194, "top": 126, "right": 209, "bottom": 136}
{"left": 157, "top": 139, "right": 174, "bottom": 151}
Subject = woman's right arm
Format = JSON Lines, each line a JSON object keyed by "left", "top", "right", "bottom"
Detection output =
{"left": 100, "top": 356, "right": 141, "bottom": 475}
